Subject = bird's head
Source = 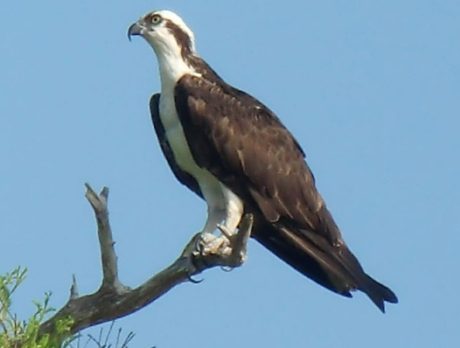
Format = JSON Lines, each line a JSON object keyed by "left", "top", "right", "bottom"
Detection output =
{"left": 128, "top": 10, "right": 196, "bottom": 59}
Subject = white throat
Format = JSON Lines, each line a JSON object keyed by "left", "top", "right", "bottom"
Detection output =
{"left": 150, "top": 39, "right": 198, "bottom": 91}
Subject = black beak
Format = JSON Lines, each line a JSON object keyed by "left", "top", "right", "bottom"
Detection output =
{"left": 128, "top": 22, "right": 143, "bottom": 41}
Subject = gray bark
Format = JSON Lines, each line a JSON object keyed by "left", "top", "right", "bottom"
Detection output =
{"left": 38, "top": 184, "right": 253, "bottom": 339}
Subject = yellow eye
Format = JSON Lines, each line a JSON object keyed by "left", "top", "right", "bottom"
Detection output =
{"left": 151, "top": 14, "right": 162, "bottom": 24}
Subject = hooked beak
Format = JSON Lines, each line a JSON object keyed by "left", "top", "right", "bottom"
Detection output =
{"left": 127, "top": 22, "right": 144, "bottom": 41}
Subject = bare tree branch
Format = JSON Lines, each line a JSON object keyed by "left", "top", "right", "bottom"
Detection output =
{"left": 84, "top": 184, "right": 127, "bottom": 294}
{"left": 38, "top": 184, "right": 253, "bottom": 340}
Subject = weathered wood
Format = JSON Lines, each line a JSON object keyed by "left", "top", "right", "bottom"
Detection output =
{"left": 38, "top": 184, "right": 253, "bottom": 340}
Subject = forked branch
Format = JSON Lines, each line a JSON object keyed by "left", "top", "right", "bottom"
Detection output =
{"left": 38, "top": 184, "right": 253, "bottom": 339}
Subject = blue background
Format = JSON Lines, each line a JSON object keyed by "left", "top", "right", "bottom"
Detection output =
{"left": 1, "top": 1, "right": 459, "bottom": 347}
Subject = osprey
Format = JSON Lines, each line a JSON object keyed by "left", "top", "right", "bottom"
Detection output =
{"left": 128, "top": 10, "right": 397, "bottom": 312}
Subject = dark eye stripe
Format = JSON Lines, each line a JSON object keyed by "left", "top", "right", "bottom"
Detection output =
{"left": 164, "top": 20, "right": 193, "bottom": 59}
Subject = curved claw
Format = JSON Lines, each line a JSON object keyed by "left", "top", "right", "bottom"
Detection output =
{"left": 187, "top": 273, "right": 204, "bottom": 284}
{"left": 220, "top": 266, "right": 234, "bottom": 272}
{"left": 195, "top": 235, "right": 204, "bottom": 253}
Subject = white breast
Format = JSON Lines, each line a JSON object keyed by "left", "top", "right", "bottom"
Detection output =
{"left": 159, "top": 89, "right": 206, "bottom": 177}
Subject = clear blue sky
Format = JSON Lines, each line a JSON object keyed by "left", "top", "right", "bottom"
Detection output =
{"left": 1, "top": 1, "right": 459, "bottom": 347}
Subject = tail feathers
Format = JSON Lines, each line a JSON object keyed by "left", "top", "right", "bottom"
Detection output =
{"left": 335, "top": 242, "right": 398, "bottom": 312}
{"left": 362, "top": 274, "right": 398, "bottom": 312}
{"left": 253, "top": 222, "right": 398, "bottom": 312}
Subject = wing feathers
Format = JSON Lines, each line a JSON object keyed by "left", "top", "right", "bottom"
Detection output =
{"left": 175, "top": 75, "right": 330, "bottom": 236}
{"left": 172, "top": 74, "right": 397, "bottom": 311}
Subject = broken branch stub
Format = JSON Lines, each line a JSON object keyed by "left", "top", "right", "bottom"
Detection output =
{"left": 38, "top": 184, "right": 252, "bottom": 340}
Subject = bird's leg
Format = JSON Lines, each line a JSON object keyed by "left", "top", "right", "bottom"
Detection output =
{"left": 199, "top": 231, "right": 228, "bottom": 256}
{"left": 197, "top": 185, "right": 244, "bottom": 255}
{"left": 218, "top": 186, "right": 244, "bottom": 238}
{"left": 195, "top": 219, "right": 236, "bottom": 257}
{"left": 197, "top": 205, "right": 227, "bottom": 255}
{"left": 202, "top": 212, "right": 240, "bottom": 255}
{"left": 188, "top": 214, "right": 252, "bottom": 280}
{"left": 194, "top": 214, "right": 253, "bottom": 268}
{"left": 216, "top": 224, "right": 238, "bottom": 271}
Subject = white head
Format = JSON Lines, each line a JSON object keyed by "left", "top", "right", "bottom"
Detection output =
{"left": 128, "top": 10, "right": 199, "bottom": 85}
{"left": 129, "top": 10, "right": 197, "bottom": 60}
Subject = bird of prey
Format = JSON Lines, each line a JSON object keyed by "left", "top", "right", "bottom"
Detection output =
{"left": 128, "top": 10, "right": 397, "bottom": 312}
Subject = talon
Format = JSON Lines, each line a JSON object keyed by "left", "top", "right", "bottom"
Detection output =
{"left": 217, "top": 224, "right": 234, "bottom": 239}
{"left": 193, "top": 232, "right": 214, "bottom": 254}
{"left": 202, "top": 235, "right": 229, "bottom": 256}
{"left": 187, "top": 273, "right": 204, "bottom": 284}
{"left": 220, "top": 266, "right": 234, "bottom": 272}
{"left": 194, "top": 234, "right": 205, "bottom": 253}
